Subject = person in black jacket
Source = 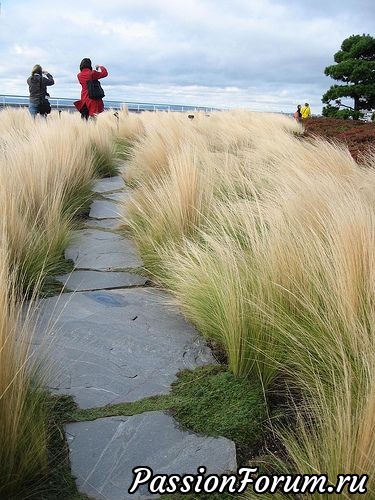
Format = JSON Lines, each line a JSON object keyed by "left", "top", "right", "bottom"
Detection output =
{"left": 27, "top": 64, "right": 54, "bottom": 117}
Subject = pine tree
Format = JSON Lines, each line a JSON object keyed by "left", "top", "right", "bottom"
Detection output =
{"left": 322, "top": 34, "right": 375, "bottom": 119}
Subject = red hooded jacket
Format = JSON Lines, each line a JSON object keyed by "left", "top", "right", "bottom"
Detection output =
{"left": 74, "top": 66, "right": 108, "bottom": 116}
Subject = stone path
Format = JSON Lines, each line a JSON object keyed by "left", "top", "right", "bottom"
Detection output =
{"left": 66, "top": 412, "right": 237, "bottom": 500}
{"left": 36, "top": 175, "right": 237, "bottom": 499}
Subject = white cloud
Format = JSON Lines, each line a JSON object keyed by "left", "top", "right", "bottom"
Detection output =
{"left": 13, "top": 44, "right": 47, "bottom": 59}
{"left": 0, "top": 0, "right": 373, "bottom": 112}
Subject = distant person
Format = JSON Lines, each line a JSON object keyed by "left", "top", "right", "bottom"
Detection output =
{"left": 293, "top": 104, "right": 302, "bottom": 121}
{"left": 27, "top": 64, "right": 54, "bottom": 117}
{"left": 74, "top": 58, "right": 108, "bottom": 120}
{"left": 301, "top": 103, "right": 311, "bottom": 119}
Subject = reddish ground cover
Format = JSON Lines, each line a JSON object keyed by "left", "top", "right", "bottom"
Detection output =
{"left": 303, "top": 117, "right": 375, "bottom": 162}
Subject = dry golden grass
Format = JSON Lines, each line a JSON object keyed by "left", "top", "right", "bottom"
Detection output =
{"left": 257, "top": 172, "right": 375, "bottom": 497}
{"left": 0, "top": 241, "right": 50, "bottom": 498}
{"left": 126, "top": 144, "right": 212, "bottom": 275}
{"left": 0, "top": 118, "right": 97, "bottom": 288}
{"left": 97, "top": 107, "right": 146, "bottom": 140}
{"left": 123, "top": 110, "right": 302, "bottom": 186}
{"left": 121, "top": 109, "right": 375, "bottom": 494}
{"left": 0, "top": 106, "right": 122, "bottom": 494}
{"left": 0, "top": 106, "right": 35, "bottom": 137}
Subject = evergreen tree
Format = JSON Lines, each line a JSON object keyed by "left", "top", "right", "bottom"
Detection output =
{"left": 322, "top": 34, "right": 375, "bottom": 119}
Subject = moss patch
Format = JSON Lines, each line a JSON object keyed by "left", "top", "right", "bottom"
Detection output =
{"left": 70, "top": 394, "right": 173, "bottom": 422}
{"left": 170, "top": 365, "right": 265, "bottom": 448}
{"left": 69, "top": 365, "right": 265, "bottom": 453}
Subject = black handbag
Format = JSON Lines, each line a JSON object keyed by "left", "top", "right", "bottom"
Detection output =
{"left": 87, "top": 78, "right": 105, "bottom": 100}
{"left": 38, "top": 76, "right": 51, "bottom": 115}
{"left": 38, "top": 99, "right": 51, "bottom": 115}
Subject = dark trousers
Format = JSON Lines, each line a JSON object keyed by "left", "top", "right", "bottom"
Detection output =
{"left": 80, "top": 104, "right": 89, "bottom": 120}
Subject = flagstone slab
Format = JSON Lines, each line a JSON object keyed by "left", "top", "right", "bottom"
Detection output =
{"left": 93, "top": 176, "right": 125, "bottom": 193}
{"left": 35, "top": 289, "right": 215, "bottom": 408}
{"left": 90, "top": 200, "right": 120, "bottom": 219}
{"left": 102, "top": 191, "right": 130, "bottom": 202}
{"left": 55, "top": 271, "right": 147, "bottom": 292}
{"left": 65, "top": 229, "right": 142, "bottom": 270}
{"left": 65, "top": 411, "right": 237, "bottom": 500}
{"left": 84, "top": 219, "right": 120, "bottom": 230}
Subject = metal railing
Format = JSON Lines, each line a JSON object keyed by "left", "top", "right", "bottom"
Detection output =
{"left": 0, "top": 94, "right": 218, "bottom": 113}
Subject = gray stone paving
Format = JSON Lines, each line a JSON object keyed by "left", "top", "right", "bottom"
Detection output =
{"left": 90, "top": 199, "right": 120, "bottom": 219}
{"left": 55, "top": 270, "right": 147, "bottom": 291}
{"left": 65, "top": 412, "right": 237, "bottom": 500}
{"left": 37, "top": 175, "right": 237, "bottom": 499}
{"left": 93, "top": 176, "right": 125, "bottom": 193}
{"left": 85, "top": 218, "right": 120, "bottom": 230}
{"left": 102, "top": 191, "right": 130, "bottom": 202}
{"left": 35, "top": 288, "right": 214, "bottom": 408}
{"left": 65, "top": 229, "right": 142, "bottom": 270}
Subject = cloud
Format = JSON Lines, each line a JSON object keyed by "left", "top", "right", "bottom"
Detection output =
{"left": 0, "top": 0, "right": 373, "bottom": 112}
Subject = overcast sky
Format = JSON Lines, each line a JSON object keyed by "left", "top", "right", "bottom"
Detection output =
{"left": 0, "top": 0, "right": 373, "bottom": 112}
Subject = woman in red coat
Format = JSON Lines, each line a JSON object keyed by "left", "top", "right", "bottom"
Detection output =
{"left": 74, "top": 58, "right": 108, "bottom": 119}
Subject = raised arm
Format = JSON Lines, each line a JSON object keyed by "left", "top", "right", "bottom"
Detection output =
{"left": 43, "top": 72, "right": 55, "bottom": 86}
{"left": 91, "top": 66, "right": 108, "bottom": 80}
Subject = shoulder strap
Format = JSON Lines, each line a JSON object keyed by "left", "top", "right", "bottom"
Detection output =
{"left": 39, "top": 74, "right": 45, "bottom": 102}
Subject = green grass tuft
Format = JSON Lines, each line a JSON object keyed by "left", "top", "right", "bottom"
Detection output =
{"left": 0, "top": 381, "right": 50, "bottom": 499}
{"left": 171, "top": 365, "right": 266, "bottom": 447}
{"left": 115, "top": 137, "right": 133, "bottom": 160}
{"left": 92, "top": 144, "right": 119, "bottom": 178}
{"left": 26, "top": 394, "right": 90, "bottom": 500}
{"left": 39, "top": 258, "right": 75, "bottom": 298}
